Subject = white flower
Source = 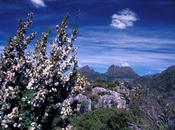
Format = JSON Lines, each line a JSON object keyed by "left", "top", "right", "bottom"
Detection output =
{"left": 27, "top": 78, "right": 34, "bottom": 89}
{"left": 18, "top": 124, "right": 21, "bottom": 128}
{"left": 13, "top": 123, "right": 17, "bottom": 127}
{"left": 22, "top": 97, "right": 26, "bottom": 102}
{"left": 44, "top": 113, "right": 48, "bottom": 117}
{"left": 66, "top": 38, "right": 71, "bottom": 43}
{"left": 4, "top": 124, "right": 8, "bottom": 128}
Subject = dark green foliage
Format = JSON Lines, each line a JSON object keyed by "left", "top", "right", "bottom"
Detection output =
{"left": 71, "top": 108, "right": 136, "bottom": 130}
{"left": 91, "top": 79, "right": 116, "bottom": 90}
{"left": 19, "top": 90, "right": 35, "bottom": 128}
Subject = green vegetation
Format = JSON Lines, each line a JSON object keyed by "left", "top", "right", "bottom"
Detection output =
{"left": 71, "top": 108, "right": 136, "bottom": 130}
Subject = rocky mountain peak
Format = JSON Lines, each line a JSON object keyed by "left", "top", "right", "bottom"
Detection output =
{"left": 79, "top": 65, "right": 95, "bottom": 73}
{"left": 79, "top": 65, "right": 139, "bottom": 80}
{"left": 106, "top": 65, "right": 139, "bottom": 79}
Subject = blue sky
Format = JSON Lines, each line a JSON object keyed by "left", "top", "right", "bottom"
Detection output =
{"left": 0, "top": 0, "right": 175, "bottom": 75}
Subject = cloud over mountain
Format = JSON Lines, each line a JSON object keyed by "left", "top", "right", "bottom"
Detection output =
{"left": 121, "top": 62, "right": 130, "bottom": 67}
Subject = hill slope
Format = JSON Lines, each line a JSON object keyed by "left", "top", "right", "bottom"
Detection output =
{"left": 134, "top": 65, "right": 175, "bottom": 94}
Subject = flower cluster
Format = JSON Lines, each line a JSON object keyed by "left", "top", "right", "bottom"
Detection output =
{"left": 0, "top": 13, "right": 86, "bottom": 130}
{"left": 29, "top": 122, "right": 42, "bottom": 130}
{"left": 61, "top": 124, "right": 73, "bottom": 130}
{"left": 32, "top": 89, "right": 48, "bottom": 108}
{"left": 0, "top": 13, "right": 35, "bottom": 130}
{"left": 72, "top": 73, "right": 90, "bottom": 94}
{"left": 60, "top": 103, "right": 73, "bottom": 119}
{"left": 1, "top": 107, "right": 21, "bottom": 129}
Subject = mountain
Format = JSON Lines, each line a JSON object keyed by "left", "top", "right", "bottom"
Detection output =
{"left": 134, "top": 65, "right": 175, "bottom": 94}
{"left": 79, "top": 65, "right": 104, "bottom": 80}
{"left": 79, "top": 65, "right": 139, "bottom": 81}
{"left": 106, "top": 64, "right": 139, "bottom": 79}
{"left": 79, "top": 65, "right": 95, "bottom": 73}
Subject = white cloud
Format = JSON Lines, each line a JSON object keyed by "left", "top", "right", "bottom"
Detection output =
{"left": 30, "top": 0, "right": 46, "bottom": 8}
{"left": 121, "top": 62, "right": 130, "bottom": 67}
{"left": 111, "top": 9, "right": 138, "bottom": 29}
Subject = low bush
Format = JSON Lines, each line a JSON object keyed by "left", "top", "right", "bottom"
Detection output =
{"left": 71, "top": 108, "right": 136, "bottom": 130}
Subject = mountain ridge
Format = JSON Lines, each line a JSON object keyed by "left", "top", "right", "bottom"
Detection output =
{"left": 79, "top": 65, "right": 140, "bottom": 81}
{"left": 134, "top": 65, "right": 175, "bottom": 93}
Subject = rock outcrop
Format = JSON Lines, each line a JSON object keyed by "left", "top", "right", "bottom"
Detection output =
{"left": 92, "top": 87, "right": 126, "bottom": 109}
{"left": 65, "top": 86, "right": 127, "bottom": 113}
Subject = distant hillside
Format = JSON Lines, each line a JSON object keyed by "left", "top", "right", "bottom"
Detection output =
{"left": 134, "top": 65, "right": 175, "bottom": 94}
{"left": 133, "top": 65, "right": 175, "bottom": 129}
{"left": 79, "top": 65, "right": 140, "bottom": 81}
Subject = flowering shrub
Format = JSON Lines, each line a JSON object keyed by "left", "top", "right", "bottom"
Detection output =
{"left": 0, "top": 13, "right": 87, "bottom": 130}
